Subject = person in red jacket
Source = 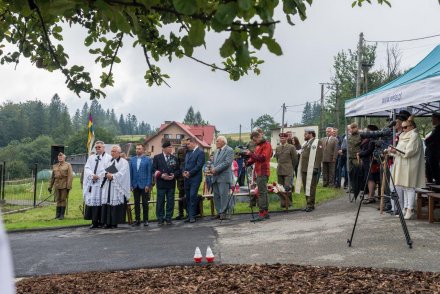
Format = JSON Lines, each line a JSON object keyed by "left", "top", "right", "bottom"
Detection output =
{"left": 245, "top": 131, "right": 273, "bottom": 221}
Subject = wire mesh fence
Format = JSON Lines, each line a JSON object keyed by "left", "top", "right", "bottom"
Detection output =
{"left": 0, "top": 163, "right": 53, "bottom": 215}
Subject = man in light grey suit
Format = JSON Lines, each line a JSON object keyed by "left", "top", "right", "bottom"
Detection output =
{"left": 211, "top": 136, "right": 234, "bottom": 220}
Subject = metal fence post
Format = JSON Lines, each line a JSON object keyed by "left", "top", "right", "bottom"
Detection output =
{"left": 0, "top": 163, "right": 3, "bottom": 203}
{"left": 2, "top": 161, "right": 5, "bottom": 201}
{"left": 33, "top": 163, "right": 38, "bottom": 208}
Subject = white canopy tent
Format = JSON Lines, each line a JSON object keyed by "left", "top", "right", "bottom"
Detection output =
{"left": 345, "top": 45, "right": 440, "bottom": 117}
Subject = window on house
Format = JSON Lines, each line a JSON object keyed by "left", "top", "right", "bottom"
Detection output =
{"left": 176, "top": 134, "right": 184, "bottom": 139}
{"left": 151, "top": 146, "right": 154, "bottom": 152}
{"left": 164, "top": 134, "right": 171, "bottom": 139}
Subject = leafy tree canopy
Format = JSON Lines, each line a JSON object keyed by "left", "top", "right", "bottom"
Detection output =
{"left": 253, "top": 114, "right": 279, "bottom": 138}
{"left": 0, "top": 0, "right": 390, "bottom": 99}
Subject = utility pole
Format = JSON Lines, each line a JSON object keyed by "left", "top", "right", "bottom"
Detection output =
{"left": 250, "top": 118, "right": 253, "bottom": 131}
{"left": 355, "top": 32, "right": 364, "bottom": 126}
{"left": 239, "top": 124, "right": 242, "bottom": 145}
{"left": 356, "top": 32, "right": 364, "bottom": 98}
{"left": 320, "top": 83, "right": 325, "bottom": 138}
{"left": 335, "top": 84, "right": 340, "bottom": 130}
{"left": 281, "top": 102, "right": 286, "bottom": 133}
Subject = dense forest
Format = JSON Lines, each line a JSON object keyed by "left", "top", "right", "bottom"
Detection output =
{"left": 0, "top": 94, "right": 155, "bottom": 178}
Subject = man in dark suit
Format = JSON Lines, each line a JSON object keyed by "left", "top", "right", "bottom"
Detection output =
{"left": 183, "top": 137, "right": 205, "bottom": 223}
{"left": 129, "top": 144, "right": 152, "bottom": 226}
{"left": 425, "top": 112, "right": 440, "bottom": 184}
{"left": 211, "top": 136, "right": 234, "bottom": 220}
{"left": 152, "top": 141, "right": 181, "bottom": 225}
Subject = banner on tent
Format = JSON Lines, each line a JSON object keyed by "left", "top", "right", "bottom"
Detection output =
{"left": 345, "top": 75, "right": 440, "bottom": 117}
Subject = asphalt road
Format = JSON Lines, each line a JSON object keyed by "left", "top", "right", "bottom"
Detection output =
{"left": 9, "top": 194, "right": 440, "bottom": 277}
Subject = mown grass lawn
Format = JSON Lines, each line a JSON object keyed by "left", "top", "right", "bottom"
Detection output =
{"left": 2, "top": 168, "right": 344, "bottom": 231}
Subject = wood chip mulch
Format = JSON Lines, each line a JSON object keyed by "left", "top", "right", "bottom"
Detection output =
{"left": 16, "top": 264, "right": 440, "bottom": 293}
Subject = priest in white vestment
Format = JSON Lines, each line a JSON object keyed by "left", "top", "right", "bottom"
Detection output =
{"left": 101, "top": 145, "right": 131, "bottom": 228}
{"left": 83, "top": 141, "right": 112, "bottom": 229}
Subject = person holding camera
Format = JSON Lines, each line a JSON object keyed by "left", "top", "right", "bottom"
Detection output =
{"left": 348, "top": 123, "right": 362, "bottom": 198}
{"left": 389, "top": 117, "right": 425, "bottom": 220}
{"left": 295, "top": 128, "right": 323, "bottom": 212}
{"left": 357, "top": 125, "right": 380, "bottom": 204}
{"left": 48, "top": 152, "right": 73, "bottom": 220}
{"left": 244, "top": 131, "right": 273, "bottom": 221}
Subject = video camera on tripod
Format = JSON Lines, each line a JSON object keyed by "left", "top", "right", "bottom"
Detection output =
{"left": 235, "top": 145, "right": 250, "bottom": 161}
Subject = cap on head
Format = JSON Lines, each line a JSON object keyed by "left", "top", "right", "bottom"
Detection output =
{"left": 396, "top": 110, "right": 411, "bottom": 121}
{"left": 432, "top": 112, "right": 440, "bottom": 119}
{"left": 279, "top": 133, "right": 288, "bottom": 138}
{"left": 304, "top": 127, "right": 314, "bottom": 133}
{"left": 162, "top": 141, "right": 171, "bottom": 148}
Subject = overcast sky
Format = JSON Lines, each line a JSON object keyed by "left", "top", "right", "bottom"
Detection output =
{"left": 1, "top": 0, "right": 440, "bottom": 134}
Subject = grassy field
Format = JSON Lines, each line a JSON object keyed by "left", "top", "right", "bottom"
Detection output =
{"left": 221, "top": 132, "right": 251, "bottom": 142}
{"left": 1, "top": 168, "right": 343, "bottom": 231}
{"left": 116, "top": 135, "right": 145, "bottom": 142}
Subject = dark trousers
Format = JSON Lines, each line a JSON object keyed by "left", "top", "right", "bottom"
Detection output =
{"left": 133, "top": 187, "right": 150, "bottom": 222}
{"left": 302, "top": 172, "right": 318, "bottom": 208}
{"left": 156, "top": 188, "right": 175, "bottom": 222}
{"left": 426, "top": 156, "right": 440, "bottom": 184}
{"left": 185, "top": 179, "right": 201, "bottom": 219}
{"left": 177, "top": 178, "right": 186, "bottom": 217}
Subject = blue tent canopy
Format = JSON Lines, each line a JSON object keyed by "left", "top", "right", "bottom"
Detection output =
{"left": 345, "top": 45, "right": 440, "bottom": 117}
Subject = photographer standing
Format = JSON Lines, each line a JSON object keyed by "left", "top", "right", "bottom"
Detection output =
{"left": 348, "top": 123, "right": 362, "bottom": 199}
{"left": 244, "top": 131, "right": 273, "bottom": 221}
{"left": 389, "top": 117, "right": 425, "bottom": 220}
{"left": 357, "top": 125, "right": 380, "bottom": 204}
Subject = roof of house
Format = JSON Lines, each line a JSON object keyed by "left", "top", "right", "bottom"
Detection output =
{"left": 146, "top": 121, "right": 216, "bottom": 148}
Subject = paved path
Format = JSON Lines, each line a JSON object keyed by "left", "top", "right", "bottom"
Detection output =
{"left": 9, "top": 195, "right": 440, "bottom": 277}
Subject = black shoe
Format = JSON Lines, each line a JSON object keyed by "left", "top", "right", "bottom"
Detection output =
{"left": 189, "top": 218, "right": 196, "bottom": 223}
{"left": 166, "top": 220, "right": 173, "bottom": 225}
{"left": 103, "top": 225, "right": 112, "bottom": 229}
{"left": 89, "top": 224, "right": 99, "bottom": 229}
{"left": 175, "top": 215, "right": 184, "bottom": 220}
{"left": 304, "top": 207, "right": 314, "bottom": 212}
{"left": 158, "top": 221, "right": 164, "bottom": 226}
{"left": 144, "top": 221, "right": 149, "bottom": 226}
{"left": 132, "top": 221, "right": 141, "bottom": 227}
{"left": 211, "top": 214, "right": 220, "bottom": 220}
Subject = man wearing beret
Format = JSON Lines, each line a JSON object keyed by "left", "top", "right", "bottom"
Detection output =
{"left": 274, "top": 133, "right": 298, "bottom": 207}
{"left": 152, "top": 141, "right": 181, "bottom": 225}
{"left": 48, "top": 152, "right": 73, "bottom": 220}
{"left": 425, "top": 112, "right": 440, "bottom": 184}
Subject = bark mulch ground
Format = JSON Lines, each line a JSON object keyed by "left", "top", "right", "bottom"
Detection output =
{"left": 16, "top": 264, "right": 440, "bottom": 293}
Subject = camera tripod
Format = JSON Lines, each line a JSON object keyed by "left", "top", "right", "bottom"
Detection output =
{"left": 220, "top": 165, "right": 257, "bottom": 223}
{"left": 347, "top": 147, "right": 413, "bottom": 249}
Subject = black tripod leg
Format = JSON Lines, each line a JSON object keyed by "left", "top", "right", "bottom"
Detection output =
{"left": 391, "top": 193, "right": 413, "bottom": 248}
{"left": 348, "top": 156, "right": 372, "bottom": 247}
{"left": 347, "top": 191, "right": 366, "bottom": 247}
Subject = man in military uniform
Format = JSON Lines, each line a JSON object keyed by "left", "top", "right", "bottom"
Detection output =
{"left": 48, "top": 152, "right": 73, "bottom": 220}
{"left": 175, "top": 138, "right": 189, "bottom": 220}
{"left": 320, "top": 127, "right": 338, "bottom": 187}
{"left": 274, "top": 133, "right": 298, "bottom": 207}
{"left": 348, "top": 122, "right": 362, "bottom": 199}
{"left": 295, "top": 128, "right": 323, "bottom": 212}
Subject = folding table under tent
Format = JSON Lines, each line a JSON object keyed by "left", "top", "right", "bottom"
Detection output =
{"left": 345, "top": 45, "right": 440, "bottom": 118}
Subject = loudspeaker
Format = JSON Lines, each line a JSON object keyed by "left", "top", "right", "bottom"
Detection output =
{"left": 51, "top": 145, "right": 65, "bottom": 165}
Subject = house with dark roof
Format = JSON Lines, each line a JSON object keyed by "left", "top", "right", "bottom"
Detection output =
{"left": 144, "top": 121, "right": 216, "bottom": 156}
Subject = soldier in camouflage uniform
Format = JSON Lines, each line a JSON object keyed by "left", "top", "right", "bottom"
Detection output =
{"left": 348, "top": 122, "right": 362, "bottom": 199}
{"left": 48, "top": 152, "right": 73, "bottom": 220}
{"left": 175, "top": 138, "right": 188, "bottom": 220}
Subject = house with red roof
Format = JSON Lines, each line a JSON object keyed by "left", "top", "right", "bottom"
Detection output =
{"left": 144, "top": 121, "right": 216, "bottom": 156}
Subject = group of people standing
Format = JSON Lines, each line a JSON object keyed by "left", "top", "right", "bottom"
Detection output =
{"left": 347, "top": 111, "right": 440, "bottom": 220}
{"left": 81, "top": 138, "right": 205, "bottom": 229}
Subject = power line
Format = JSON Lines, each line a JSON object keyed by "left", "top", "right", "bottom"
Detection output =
{"left": 365, "top": 33, "right": 440, "bottom": 43}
